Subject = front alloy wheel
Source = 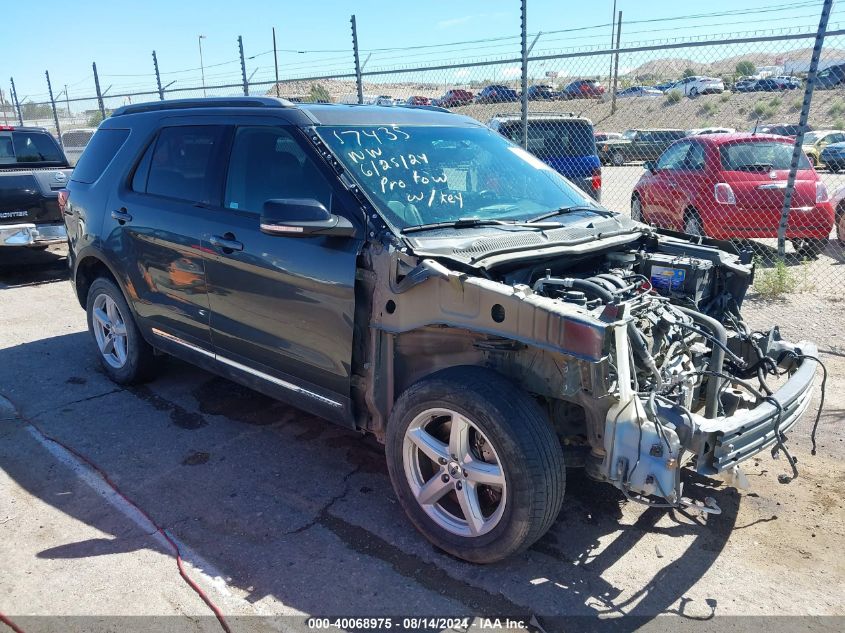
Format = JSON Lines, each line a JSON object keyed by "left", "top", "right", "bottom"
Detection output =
{"left": 403, "top": 408, "right": 507, "bottom": 537}
{"left": 386, "top": 366, "right": 565, "bottom": 563}
{"left": 612, "top": 151, "right": 624, "bottom": 166}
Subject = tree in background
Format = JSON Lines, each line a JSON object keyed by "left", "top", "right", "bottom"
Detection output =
{"left": 87, "top": 111, "right": 107, "bottom": 127}
{"left": 735, "top": 60, "right": 757, "bottom": 77}
{"left": 308, "top": 83, "right": 332, "bottom": 103}
{"left": 20, "top": 102, "right": 53, "bottom": 120}
{"left": 682, "top": 68, "right": 696, "bottom": 78}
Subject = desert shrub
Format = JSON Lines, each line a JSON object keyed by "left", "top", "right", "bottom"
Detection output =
{"left": 666, "top": 89, "right": 682, "bottom": 104}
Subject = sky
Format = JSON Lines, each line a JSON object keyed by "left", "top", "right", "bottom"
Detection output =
{"left": 2, "top": 0, "right": 838, "bottom": 104}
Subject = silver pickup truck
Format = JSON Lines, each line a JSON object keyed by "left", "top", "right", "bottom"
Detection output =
{"left": 0, "top": 126, "right": 73, "bottom": 247}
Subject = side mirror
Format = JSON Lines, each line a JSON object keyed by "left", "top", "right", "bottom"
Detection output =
{"left": 644, "top": 161, "right": 657, "bottom": 173}
{"left": 260, "top": 199, "right": 356, "bottom": 238}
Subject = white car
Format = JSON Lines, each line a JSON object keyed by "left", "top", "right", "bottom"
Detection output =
{"left": 60, "top": 128, "right": 97, "bottom": 166}
{"left": 686, "top": 127, "right": 736, "bottom": 135}
{"left": 668, "top": 76, "right": 724, "bottom": 97}
{"left": 375, "top": 95, "right": 394, "bottom": 106}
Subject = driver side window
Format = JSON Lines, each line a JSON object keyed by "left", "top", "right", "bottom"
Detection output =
{"left": 656, "top": 142, "right": 691, "bottom": 170}
{"left": 224, "top": 126, "right": 332, "bottom": 214}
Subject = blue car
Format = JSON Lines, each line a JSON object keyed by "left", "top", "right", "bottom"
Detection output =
{"left": 820, "top": 141, "right": 845, "bottom": 172}
{"left": 487, "top": 113, "right": 601, "bottom": 201}
{"left": 475, "top": 85, "right": 519, "bottom": 104}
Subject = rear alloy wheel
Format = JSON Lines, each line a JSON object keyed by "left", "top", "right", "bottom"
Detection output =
{"left": 631, "top": 195, "right": 644, "bottom": 222}
{"left": 86, "top": 277, "right": 157, "bottom": 385}
{"left": 612, "top": 151, "right": 625, "bottom": 166}
{"left": 684, "top": 209, "right": 705, "bottom": 238}
{"left": 386, "top": 366, "right": 565, "bottom": 563}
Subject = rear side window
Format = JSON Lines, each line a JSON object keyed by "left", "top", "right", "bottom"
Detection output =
{"left": 500, "top": 121, "right": 596, "bottom": 158}
{"left": 720, "top": 141, "right": 810, "bottom": 171}
{"left": 144, "top": 125, "right": 228, "bottom": 204}
{"left": 0, "top": 131, "right": 65, "bottom": 165}
{"left": 71, "top": 129, "right": 130, "bottom": 183}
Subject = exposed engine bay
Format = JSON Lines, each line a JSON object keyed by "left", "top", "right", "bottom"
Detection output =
{"left": 493, "top": 232, "right": 821, "bottom": 511}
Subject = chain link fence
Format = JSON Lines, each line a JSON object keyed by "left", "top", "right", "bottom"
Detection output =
{"left": 7, "top": 17, "right": 845, "bottom": 314}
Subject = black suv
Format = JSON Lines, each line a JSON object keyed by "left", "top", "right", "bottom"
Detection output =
{"left": 65, "top": 97, "right": 819, "bottom": 563}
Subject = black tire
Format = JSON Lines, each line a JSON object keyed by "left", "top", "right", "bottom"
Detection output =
{"left": 86, "top": 277, "right": 157, "bottom": 385}
{"left": 385, "top": 366, "right": 565, "bottom": 564}
{"left": 683, "top": 208, "right": 705, "bottom": 238}
{"left": 631, "top": 193, "right": 643, "bottom": 222}
{"left": 830, "top": 163, "right": 840, "bottom": 173}
{"left": 837, "top": 207, "right": 845, "bottom": 246}
{"left": 793, "top": 238, "right": 828, "bottom": 259}
{"left": 611, "top": 151, "right": 625, "bottom": 166}
{"left": 809, "top": 154, "right": 818, "bottom": 168}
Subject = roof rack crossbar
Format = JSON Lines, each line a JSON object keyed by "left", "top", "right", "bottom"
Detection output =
{"left": 111, "top": 96, "right": 294, "bottom": 117}
{"left": 493, "top": 111, "right": 577, "bottom": 118}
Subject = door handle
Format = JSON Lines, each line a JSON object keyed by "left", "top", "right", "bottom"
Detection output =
{"left": 210, "top": 234, "right": 244, "bottom": 252}
{"left": 111, "top": 208, "right": 133, "bottom": 224}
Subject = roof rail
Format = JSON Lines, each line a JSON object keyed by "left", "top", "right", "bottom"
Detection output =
{"left": 111, "top": 96, "right": 295, "bottom": 117}
{"left": 492, "top": 111, "right": 577, "bottom": 119}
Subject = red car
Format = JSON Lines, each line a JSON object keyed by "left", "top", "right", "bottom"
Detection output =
{"left": 406, "top": 95, "right": 431, "bottom": 106}
{"left": 631, "top": 133, "right": 834, "bottom": 255}
{"left": 437, "top": 89, "right": 473, "bottom": 107}
{"left": 561, "top": 79, "right": 605, "bottom": 99}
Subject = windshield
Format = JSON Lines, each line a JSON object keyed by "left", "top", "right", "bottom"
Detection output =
{"left": 720, "top": 141, "right": 810, "bottom": 171}
{"left": 803, "top": 132, "right": 821, "bottom": 144}
{"left": 318, "top": 124, "right": 600, "bottom": 229}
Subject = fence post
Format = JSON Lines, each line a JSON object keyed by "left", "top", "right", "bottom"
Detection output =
{"left": 10, "top": 78, "right": 23, "bottom": 126}
{"left": 351, "top": 15, "right": 363, "bottom": 104}
{"left": 152, "top": 50, "right": 164, "bottom": 101}
{"left": 272, "top": 27, "right": 280, "bottom": 98}
{"left": 611, "top": 11, "right": 622, "bottom": 115}
{"left": 45, "top": 70, "right": 62, "bottom": 146}
{"left": 238, "top": 36, "right": 249, "bottom": 96}
{"left": 520, "top": 0, "right": 528, "bottom": 150}
{"left": 93, "top": 62, "right": 105, "bottom": 120}
{"left": 778, "top": 0, "right": 833, "bottom": 258}
{"left": 608, "top": 0, "right": 617, "bottom": 86}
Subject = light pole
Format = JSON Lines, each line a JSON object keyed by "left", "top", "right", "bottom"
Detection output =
{"left": 198, "top": 35, "right": 207, "bottom": 97}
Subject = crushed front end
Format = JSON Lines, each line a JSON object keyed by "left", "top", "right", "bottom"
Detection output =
{"left": 517, "top": 232, "right": 821, "bottom": 509}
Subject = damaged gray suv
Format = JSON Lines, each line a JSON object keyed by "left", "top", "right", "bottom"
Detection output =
{"left": 64, "top": 98, "right": 819, "bottom": 563}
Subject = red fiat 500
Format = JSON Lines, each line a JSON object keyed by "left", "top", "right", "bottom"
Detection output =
{"left": 631, "top": 133, "right": 834, "bottom": 254}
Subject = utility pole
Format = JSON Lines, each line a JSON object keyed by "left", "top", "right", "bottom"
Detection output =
{"left": 611, "top": 10, "right": 622, "bottom": 115}
{"left": 351, "top": 15, "right": 363, "bottom": 104}
{"left": 198, "top": 35, "right": 207, "bottom": 97}
{"left": 608, "top": 0, "right": 617, "bottom": 85}
{"left": 272, "top": 27, "right": 280, "bottom": 97}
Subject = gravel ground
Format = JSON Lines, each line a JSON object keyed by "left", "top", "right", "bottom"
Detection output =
{"left": 1, "top": 245, "right": 843, "bottom": 633}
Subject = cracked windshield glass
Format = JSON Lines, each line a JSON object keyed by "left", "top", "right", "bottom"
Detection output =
{"left": 318, "top": 124, "right": 599, "bottom": 229}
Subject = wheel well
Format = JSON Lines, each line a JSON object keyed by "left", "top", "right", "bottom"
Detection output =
{"left": 74, "top": 256, "right": 119, "bottom": 308}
